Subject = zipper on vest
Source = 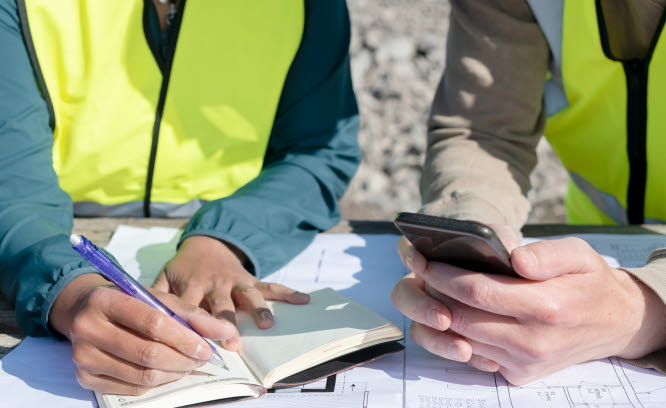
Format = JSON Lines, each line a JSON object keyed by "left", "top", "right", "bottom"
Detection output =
{"left": 623, "top": 60, "right": 648, "bottom": 224}
{"left": 595, "top": 1, "right": 666, "bottom": 224}
{"left": 143, "top": 0, "right": 186, "bottom": 217}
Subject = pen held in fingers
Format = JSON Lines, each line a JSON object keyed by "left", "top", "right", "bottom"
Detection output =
{"left": 70, "top": 234, "right": 229, "bottom": 371}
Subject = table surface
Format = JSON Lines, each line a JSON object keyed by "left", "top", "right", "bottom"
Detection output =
{"left": 1, "top": 218, "right": 664, "bottom": 357}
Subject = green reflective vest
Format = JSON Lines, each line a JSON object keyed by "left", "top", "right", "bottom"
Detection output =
{"left": 528, "top": 0, "right": 666, "bottom": 224}
{"left": 18, "top": 1, "right": 304, "bottom": 217}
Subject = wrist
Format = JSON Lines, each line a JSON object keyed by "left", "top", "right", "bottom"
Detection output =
{"left": 181, "top": 235, "right": 248, "bottom": 266}
{"left": 49, "top": 273, "right": 110, "bottom": 339}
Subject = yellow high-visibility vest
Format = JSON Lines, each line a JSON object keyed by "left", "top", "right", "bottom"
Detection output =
{"left": 528, "top": 0, "right": 666, "bottom": 224}
{"left": 18, "top": 1, "right": 304, "bottom": 216}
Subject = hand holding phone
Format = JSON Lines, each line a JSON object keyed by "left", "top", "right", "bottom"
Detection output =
{"left": 394, "top": 212, "right": 518, "bottom": 277}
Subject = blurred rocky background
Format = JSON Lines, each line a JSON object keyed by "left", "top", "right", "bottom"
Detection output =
{"left": 339, "top": 0, "right": 569, "bottom": 224}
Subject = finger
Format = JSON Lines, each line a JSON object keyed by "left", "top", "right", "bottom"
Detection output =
{"left": 419, "top": 260, "right": 546, "bottom": 319}
{"left": 152, "top": 270, "right": 170, "bottom": 293}
{"left": 76, "top": 370, "right": 152, "bottom": 396}
{"left": 467, "top": 354, "right": 501, "bottom": 372}
{"left": 256, "top": 282, "right": 310, "bottom": 304}
{"left": 512, "top": 237, "right": 605, "bottom": 281}
{"left": 397, "top": 236, "right": 427, "bottom": 274}
{"left": 177, "top": 285, "right": 205, "bottom": 309}
{"left": 74, "top": 344, "right": 190, "bottom": 387}
{"left": 232, "top": 286, "right": 274, "bottom": 329}
{"left": 79, "top": 320, "right": 205, "bottom": 371}
{"left": 410, "top": 321, "right": 472, "bottom": 362}
{"left": 204, "top": 289, "right": 241, "bottom": 351}
{"left": 100, "top": 291, "right": 214, "bottom": 362}
{"left": 488, "top": 224, "right": 520, "bottom": 252}
{"left": 390, "top": 273, "right": 450, "bottom": 331}
{"left": 436, "top": 292, "right": 529, "bottom": 350}
{"left": 155, "top": 287, "right": 237, "bottom": 342}
{"left": 465, "top": 337, "right": 520, "bottom": 371}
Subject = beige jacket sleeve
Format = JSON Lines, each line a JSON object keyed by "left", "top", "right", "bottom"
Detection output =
{"left": 421, "top": 0, "right": 548, "bottom": 232}
{"left": 423, "top": 0, "right": 666, "bottom": 372}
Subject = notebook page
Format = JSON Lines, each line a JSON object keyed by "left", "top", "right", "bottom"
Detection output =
{"left": 237, "top": 288, "right": 395, "bottom": 386}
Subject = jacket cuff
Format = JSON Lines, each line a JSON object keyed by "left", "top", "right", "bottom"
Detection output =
{"left": 622, "top": 249, "right": 666, "bottom": 306}
{"left": 619, "top": 350, "right": 666, "bottom": 375}
{"left": 619, "top": 249, "right": 666, "bottom": 373}
{"left": 41, "top": 265, "right": 98, "bottom": 339}
{"left": 420, "top": 197, "right": 523, "bottom": 238}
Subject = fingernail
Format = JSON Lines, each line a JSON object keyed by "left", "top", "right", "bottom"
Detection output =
{"left": 448, "top": 344, "right": 464, "bottom": 361}
{"left": 195, "top": 343, "right": 211, "bottom": 361}
{"left": 259, "top": 310, "right": 273, "bottom": 323}
{"left": 427, "top": 308, "right": 446, "bottom": 330}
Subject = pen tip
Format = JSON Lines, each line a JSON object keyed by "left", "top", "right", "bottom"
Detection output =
{"left": 69, "top": 234, "right": 82, "bottom": 246}
{"left": 210, "top": 354, "right": 229, "bottom": 371}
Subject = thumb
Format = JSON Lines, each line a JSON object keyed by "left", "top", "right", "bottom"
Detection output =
{"left": 512, "top": 237, "right": 604, "bottom": 281}
{"left": 488, "top": 224, "right": 520, "bottom": 252}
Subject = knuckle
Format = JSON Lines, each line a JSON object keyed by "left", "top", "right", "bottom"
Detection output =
{"left": 139, "top": 368, "right": 161, "bottom": 386}
{"left": 422, "top": 262, "right": 435, "bottom": 283}
{"left": 208, "top": 296, "right": 230, "bottom": 309}
{"left": 461, "top": 280, "right": 492, "bottom": 306}
{"left": 522, "top": 337, "right": 553, "bottom": 362}
{"left": 70, "top": 314, "right": 100, "bottom": 341}
{"left": 71, "top": 347, "right": 90, "bottom": 368}
{"left": 87, "top": 287, "right": 111, "bottom": 308}
{"left": 534, "top": 300, "right": 564, "bottom": 325}
{"left": 128, "top": 384, "right": 150, "bottom": 396}
{"left": 449, "top": 307, "right": 469, "bottom": 334}
{"left": 75, "top": 369, "right": 94, "bottom": 390}
{"left": 502, "top": 369, "right": 531, "bottom": 386}
{"left": 142, "top": 311, "right": 167, "bottom": 337}
{"left": 262, "top": 282, "right": 279, "bottom": 293}
{"left": 446, "top": 341, "right": 470, "bottom": 362}
{"left": 235, "top": 286, "right": 260, "bottom": 300}
{"left": 137, "top": 342, "right": 160, "bottom": 366}
{"left": 70, "top": 317, "right": 92, "bottom": 339}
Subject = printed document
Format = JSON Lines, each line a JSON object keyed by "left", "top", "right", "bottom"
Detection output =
{"left": 0, "top": 227, "right": 665, "bottom": 407}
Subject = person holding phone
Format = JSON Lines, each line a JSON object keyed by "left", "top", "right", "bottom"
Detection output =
{"left": 0, "top": 0, "right": 359, "bottom": 395}
{"left": 391, "top": 0, "right": 666, "bottom": 385}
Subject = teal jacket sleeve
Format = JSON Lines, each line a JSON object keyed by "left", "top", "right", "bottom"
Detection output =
{"left": 0, "top": 0, "right": 98, "bottom": 337}
{"left": 180, "top": 0, "right": 361, "bottom": 277}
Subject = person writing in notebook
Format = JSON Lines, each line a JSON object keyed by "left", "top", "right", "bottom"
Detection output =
{"left": 0, "top": 0, "right": 359, "bottom": 395}
{"left": 391, "top": 0, "right": 666, "bottom": 384}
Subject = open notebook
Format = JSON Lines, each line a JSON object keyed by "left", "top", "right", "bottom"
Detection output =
{"left": 95, "top": 288, "right": 404, "bottom": 408}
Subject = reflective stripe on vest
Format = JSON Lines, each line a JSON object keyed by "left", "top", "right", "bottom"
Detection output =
{"left": 18, "top": 1, "right": 304, "bottom": 216}
{"left": 527, "top": 0, "right": 666, "bottom": 224}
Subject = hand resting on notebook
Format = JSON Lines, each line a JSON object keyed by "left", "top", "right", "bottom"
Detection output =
{"left": 153, "top": 235, "right": 311, "bottom": 351}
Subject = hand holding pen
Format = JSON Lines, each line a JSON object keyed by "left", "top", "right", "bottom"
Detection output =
{"left": 48, "top": 236, "right": 237, "bottom": 396}
{"left": 70, "top": 234, "right": 228, "bottom": 370}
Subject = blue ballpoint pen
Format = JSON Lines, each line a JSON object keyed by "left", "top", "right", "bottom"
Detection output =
{"left": 69, "top": 234, "right": 229, "bottom": 370}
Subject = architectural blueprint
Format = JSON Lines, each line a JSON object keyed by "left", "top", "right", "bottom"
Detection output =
{"left": 0, "top": 228, "right": 665, "bottom": 408}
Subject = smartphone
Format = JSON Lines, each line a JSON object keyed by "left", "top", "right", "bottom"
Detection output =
{"left": 394, "top": 212, "right": 517, "bottom": 277}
